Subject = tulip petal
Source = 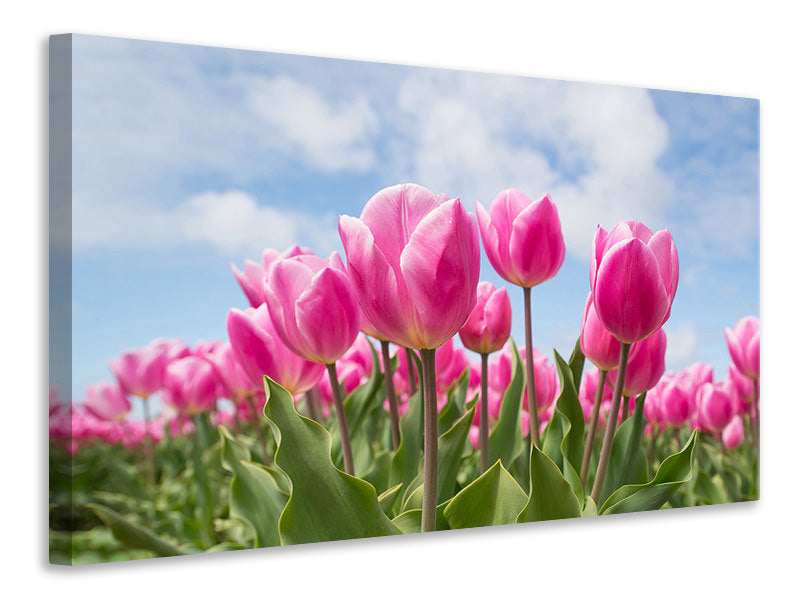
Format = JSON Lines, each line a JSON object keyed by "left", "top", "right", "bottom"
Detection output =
{"left": 264, "top": 259, "right": 316, "bottom": 357}
{"left": 400, "top": 199, "right": 480, "bottom": 349}
{"left": 508, "top": 194, "right": 566, "bottom": 287}
{"left": 339, "top": 214, "right": 417, "bottom": 348}
{"left": 593, "top": 238, "right": 670, "bottom": 343}
{"left": 295, "top": 267, "right": 361, "bottom": 364}
{"left": 647, "top": 229, "right": 680, "bottom": 302}
{"left": 477, "top": 200, "right": 514, "bottom": 283}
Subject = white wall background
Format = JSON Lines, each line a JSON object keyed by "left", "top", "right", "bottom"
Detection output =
{"left": 3, "top": 2, "right": 796, "bottom": 598}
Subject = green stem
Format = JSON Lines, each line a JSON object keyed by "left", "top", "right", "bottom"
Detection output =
{"left": 523, "top": 286, "right": 540, "bottom": 448}
{"left": 381, "top": 340, "right": 402, "bottom": 450}
{"left": 191, "top": 413, "right": 215, "bottom": 548}
{"left": 141, "top": 396, "right": 155, "bottom": 487}
{"left": 420, "top": 348, "right": 438, "bottom": 533}
{"left": 305, "top": 388, "right": 322, "bottom": 423}
{"left": 406, "top": 348, "right": 418, "bottom": 396}
{"left": 247, "top": 393, "right": 270, "bottom": 465}
{"left": 480, "top": 353, "right": 490, "bottom": 474}
{"left": 327, "top": 363, "right": 354, "bottom": 476}
{"left": 621, "top": 396, "right": 631, "bottom": 421}
{"left": 580, "top": 369, "right": 607, "bottom": 487}
{"left": 591, "top": 342, "right": 631, "bottom": 505}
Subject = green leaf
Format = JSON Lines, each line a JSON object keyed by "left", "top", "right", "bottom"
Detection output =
{"left": 600, "top": 429, "right": 699, "bottom": 515}
{"left": 567, "top": 337, "right": 586, "bottom": 399}
{"left": 599, "top": 393, "right": 649, "bottom": 504}
{"left": 582, "top": 496, "right": 598, "bottom": 517}
{"left": 377, "top": 483, "right": 404, "bottom": 515}
{"left": 361, "top": 449, "right": 392, "bottom": 495}
{"left": 219, "top": 428, "right": 287, "bottom": 548}
{"left": 488, "top": 337, "right": 525, "bottom": 468}
{"left": 389, "top": 387, "right": 424, "bottom": 491}
{"left": 444, "top": 460, "right": 528, "bottom": 529}
{"left": 87, "top": 503, "right": 188, "bottom": 557}
{"left": 438, "top": 368, "right": 471, "bottom": 433}
{"left": 392, "top": 501, "right": 451, "bottom": 534}
{"left": 262, "top": 376, "right": 400, "bottom": 544}
{"left": 693, "top": 471, "right": 730, "bottom": 505}
{"left": 540, "top": 349, "right": 586, "bottom": 499}
{"left": 517, "top": 443, "right": 582, "bottom": 523}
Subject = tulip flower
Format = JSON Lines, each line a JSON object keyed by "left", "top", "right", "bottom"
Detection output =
{"left": 697, "top": 380, "right": 735, "bottom": 433}
{"left": 476, "top": 189, "right": 565, "bottom": 448}
{"left": 722, "top": 415, "right": 745, "bottom": 450}
{"left": 227, "top": 305, "right": 324, "bottom": 397}
{"left": 606, "top": 328, "right": 667, "bottom": 401}
{"left": 590, "top": 220, "right": 678, "bottom": 505}
{"left": 340, "top": 183, "right": 481, "bottom": 532}
{"left": 162, "top": 356, "right": 219, "bottom": 416}
{"left": 728, "top": 364, "right": 755, "bottom": 415}
{"left": 231, "top": 245, "right": 314, "bottom": 308}
{"left": 108, "top": 345, "right": 168, "bottom": 399}
{"left": 658, "top": 376, "right": 692, "bottom": 428}
{"left": 458, "top": 281, "right": 512, "bottom": 472}
{"left": 725, "top": 316, "right": 760, "bottom": 380}
{"left": 264, "top": 251, "right": 363, "bottom": 475}
{"left": 84, "top": 382, "right": 131, "bottom": 423}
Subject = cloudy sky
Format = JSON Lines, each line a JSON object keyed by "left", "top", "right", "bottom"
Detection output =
{"left": 61, "top": 34, "right": 759, "bottom": 403}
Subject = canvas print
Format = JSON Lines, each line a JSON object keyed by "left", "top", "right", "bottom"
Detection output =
{"left": 48, "top": 34, "right": 760, "bottom": 565}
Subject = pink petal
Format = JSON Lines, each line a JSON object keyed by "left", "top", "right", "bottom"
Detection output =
{"left": 508, "top": 194, "right": 565, "bottom": 287}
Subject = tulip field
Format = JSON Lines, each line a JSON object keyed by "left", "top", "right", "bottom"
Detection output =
{"left": 49, "top": 184, "right": 760, "bottom": 565}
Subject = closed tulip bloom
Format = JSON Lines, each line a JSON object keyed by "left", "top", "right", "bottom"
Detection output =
{"left": 163, "top": 356, "right": 219, "bottom": 416}
{"left": 697, "top": 381, "right": 735, "bottom": 432}
{"left": 658, "top": 377, "right": 692, "bottom": 427}
{"left": 725, "top": 316, "right": 760, "bottom": 379}
{"left": 206, "top": 342, "right": 256, "bottom": 402}
{"left": 606, "top": 328, "right": 667, "bottom": 398}
{"left": 728, "top": 364, "right": 756, "bottom": 411}
{"left": 265, "top": 252, "right": 361, "bottom": 365}
{"left": 590, "top": 221, "right": 679, "bottom": 344}
{"left": 339, "top": 183, "right": 481, "bottom": 350}
{"left": 148, "top": 338, "right": 192, "bottom": 363}
{"left": 580, "top": 293, "right": 621, "bottom": 371}
{"left": 722, "top": 415, "right": 745, "bottom": 449}
{"left": 108, "top": 345, "right": 169, "bottom": 398}
{"left": 435, "top": 338, "right": 472, "bottom": 395}
{"left": 227, "top": 305, "right": 325, "bottom": 396}
{"left": 459, "top": 282, "right": 512, "bottom": 355}
{"left": 192, "top": 340, "right": 223, "bottom": 357}
{"left": 476, "top": 189, "right": 565, "bottom": 288}
{"left": 579, "top": 367, "right": 613, "bottom": 422}
{"left": 84, "top": 382, "right": 131, "bottom": 422}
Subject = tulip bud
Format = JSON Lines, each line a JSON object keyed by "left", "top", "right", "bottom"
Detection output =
{"left": 459, "top": 282, "right": 512, "bottom": 355}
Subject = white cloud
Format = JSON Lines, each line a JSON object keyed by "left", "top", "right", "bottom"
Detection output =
{"left": 664, "top": 321, "right": 699, "bottom": 369}
{"left": 245, "top": 75, "right": 379, "bottom": 172}
{"left": 73, "top": 190, "right": 341, "bottom": 258}
{"left": 387, "top": 72, "right": 673, "bottom": 260}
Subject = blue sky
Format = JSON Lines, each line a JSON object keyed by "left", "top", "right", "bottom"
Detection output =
{"left": 61, "top": 34, "right": 759, "bottom": 407}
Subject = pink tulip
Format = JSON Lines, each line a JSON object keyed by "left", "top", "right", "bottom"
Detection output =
{"left": 605, "top": 328, "right": 667, "bottom": 398}
{"left": 459, "top": 282, "right": 512, "bottom": 355}
{"left": 725, "top": 316, "right": 760, "bottom": 379}
{"left": 697, "top": 381, "right": 735, "bottom": 433}
{"left": 206, "top": 342, "right": 257, "bottom": 402}
{"left": 521, "top": 347, "right": 559, "bottom": 414}
{"left": 162, "top": 356, "right": 219, "bottom": 416}
{"left": 264, "top": 252, "right": 362, "bottom": 365}
{"left": 192, "top": 340, "right": 223, "bottom": 357}
{"left": 108, "top": 345, "right": 169, "bottom": 398}
{"left": 231, "top": 245, "right": 314, "bottom": 308}
{"left": 148, "top": 338, "right": 192, "bottom": 363}
{"left": 339, "top": 183, "right": 481, "bottom": 350}
{"left": 435, "top": 339, "right": 471, "bottom": 395}
{"left": 580, "top": 367, "right": 613, "bottom": 423}
{"left": 722, "top": 415, "right": 745, "bottom": 449}
{"left": 84, "top": 382, "right": 131, "bottom": 423}
{"left": 590, "top": 221, "right": 679, "bottom": 344}
{"left": 657, "top": 376, "right": 692, "bottom": 427}
{"left": 728, "top": 364, "right": 755, "bottom": 412}
{"left": 317, "top": 339, "right": 371, "bottom": 406}
{"left": 580, "top": 293, "right": 622, "bottom": 372}
{"left": 643, "top": 383, "right": 664, "bottom": 427}
{"left": 476, "top": 189, "right": 565, "bottom": 288}
{"left": 227, "top": 304, "right": 325, "bottom": 396}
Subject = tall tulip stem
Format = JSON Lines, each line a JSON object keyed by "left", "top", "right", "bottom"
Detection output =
{"left": 523, "top": 287, "right": 540, "bottom": 447}
{"left": 406, "top": 348, "right": 418, "bottom": 396}
{"left": 480, "top": 353, "right": 490, "bottom": 474}
{"left": 327, "top": 363, "right": 354, "bottom": 476}
{"left": 420, "top": 348, "right": 438, "bottom": 533}
{"left": 580, "top": 369, "right": 607, "bottom": 487}
{"left": 304, "top": 388, "right": 322, "bottom": 423}
{"left": 141, "top": 395, "right": 155, "bottom": 486}
{"left": 381, "top": 340, "right": 402, "bottom": 450}
{"left": 591, "top": 342, "right": 631, "bottom": 504}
